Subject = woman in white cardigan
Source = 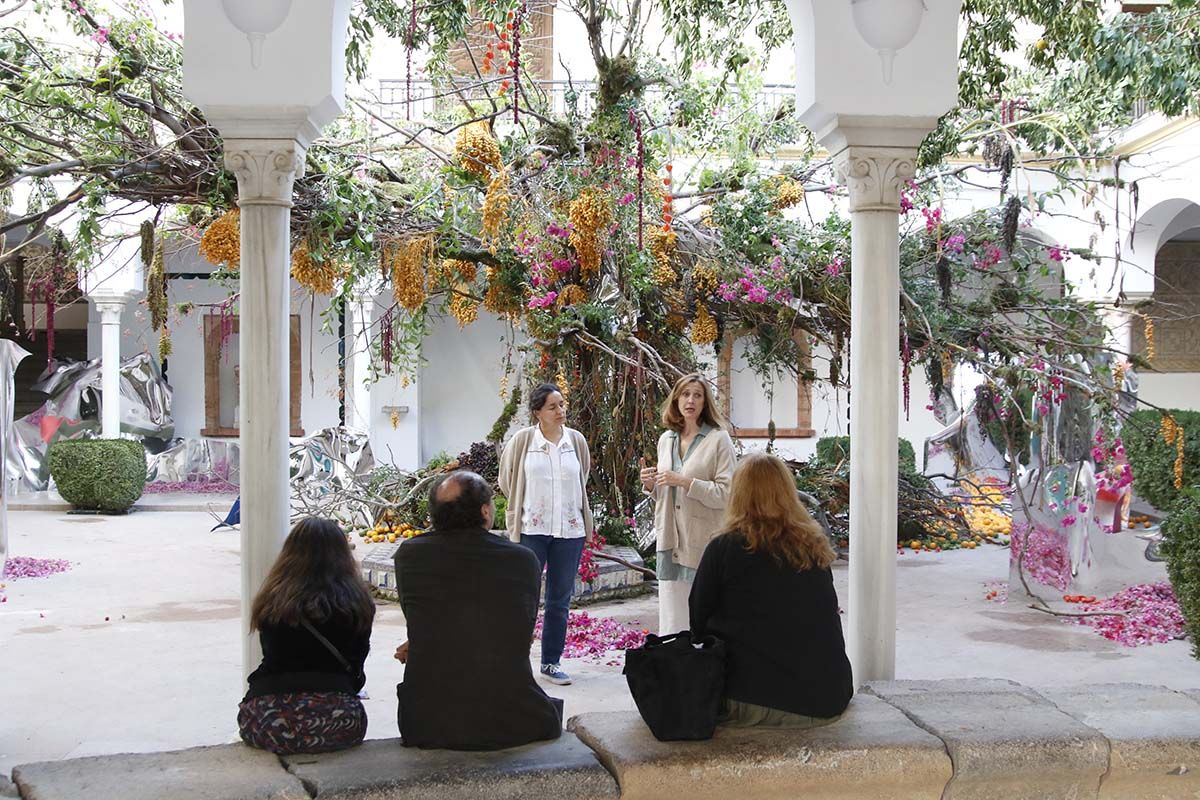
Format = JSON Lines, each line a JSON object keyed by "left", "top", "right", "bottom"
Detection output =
{"left": 499, "top": 383, "right": 594, "bottom": 686}
{"left": 639, "top": 373, "right": 736, "bottom": 635}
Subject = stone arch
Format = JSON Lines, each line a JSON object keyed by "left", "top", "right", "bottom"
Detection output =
{"left": 1125, "top": 197, "right": 1200, "bottom": 296}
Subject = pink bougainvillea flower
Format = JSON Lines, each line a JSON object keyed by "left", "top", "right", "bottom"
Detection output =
{"left": 3, "top": 556, "right": 72, "bottom": 581}
{"left": 1010, "top": 522, "right": 1071, "bottom": 591}
{"left": 534, "top": 610, "right": 647, "bottom": 661}
{"left": 1070, "top": 582, "right": 1184, "bottom": 647}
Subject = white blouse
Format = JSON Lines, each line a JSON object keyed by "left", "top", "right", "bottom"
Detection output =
{"left": 521, "top": 427, "right": 586, "bottom": 538}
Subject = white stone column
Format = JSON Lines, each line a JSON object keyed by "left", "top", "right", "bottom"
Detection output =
{"left": 840, "top": 147, "right": 916, "bottom": 684}
{"left": 94, "top": 297, "right": 127, "bottom": 438}
{"left": 225, "top": 140, "right": 304, "bottom": 678}
{"left": 346, "top": 290, "right": 375, "bottom": 433}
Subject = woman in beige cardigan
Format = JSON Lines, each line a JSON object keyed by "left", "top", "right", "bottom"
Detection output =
{"left": 639, "top": 373, "right": 735, "bottom": 635}
{"left": 499, "top": 383, "right": 594, "bottom": 686}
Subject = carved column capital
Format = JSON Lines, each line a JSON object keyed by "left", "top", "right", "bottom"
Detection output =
{"left": 223, "top": 140, "right": 306, "bottom": 207}
{"left": 94, "top": 301, "right": 125, "bottom": 325}
{"left": 90, "top": 291, "right": 136, "bottom": 324}
{"left": 836, "top": 147, "right": 918, "bottom": 213}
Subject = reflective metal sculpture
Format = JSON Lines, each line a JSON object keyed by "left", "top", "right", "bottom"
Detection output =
{"left": 8, "top": 353, "right": 174, "bottom": 492}
{"left": 0, "top": 340, "right": 30, "bottom": 573}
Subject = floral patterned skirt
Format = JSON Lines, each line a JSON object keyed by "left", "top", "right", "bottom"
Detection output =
{"left": 238, "top": 691, "right": 367, "bottom": 755}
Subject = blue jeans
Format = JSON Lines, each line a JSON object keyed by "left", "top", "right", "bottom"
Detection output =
{"left": 520, "top": 534, "right": 586, "bottom": 666}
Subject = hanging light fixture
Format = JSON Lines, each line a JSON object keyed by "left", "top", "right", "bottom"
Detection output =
{"left": 220, "top": 0, "right": 294, "bottom": 69}
{"left": 850, "top": 0, "right": 926, "bottom": 84}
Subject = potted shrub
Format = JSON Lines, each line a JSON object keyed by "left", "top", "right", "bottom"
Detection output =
{"left": 48, "top": 439, "right": 147, "bottom": 512}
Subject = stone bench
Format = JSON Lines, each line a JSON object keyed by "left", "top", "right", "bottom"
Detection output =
{"left": 10, "top": 680, "right": 1200, "bottom": 799}
{"left": 9, "top": 733, "right": 618, "bottom": 800}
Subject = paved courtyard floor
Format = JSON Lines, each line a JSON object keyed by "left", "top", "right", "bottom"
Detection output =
{"left": 0, "top": 507, "right": 1195, "bottom": 775}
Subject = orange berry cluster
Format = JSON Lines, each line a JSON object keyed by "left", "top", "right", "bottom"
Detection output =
{"left": 480, "top": 9, "right": 517, "bottom": 95}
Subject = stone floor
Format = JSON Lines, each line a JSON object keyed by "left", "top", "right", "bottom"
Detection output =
{"left": 0, "top": 507, "right": 1194, "bottom": 776}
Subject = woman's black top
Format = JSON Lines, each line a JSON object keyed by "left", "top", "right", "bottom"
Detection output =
{"left": 244, "top": 615, "right": 371, "bottom": 700}
{"left": 689, "top": 531, "right": 853, "bottom": 718}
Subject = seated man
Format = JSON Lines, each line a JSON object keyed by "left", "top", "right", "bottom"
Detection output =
{"left": 394, "top": 470, "right": 563, "bottom": 750}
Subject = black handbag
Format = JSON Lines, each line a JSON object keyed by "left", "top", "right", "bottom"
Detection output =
{"left": 623, "top": 631, "right": 725, "bottom": 741}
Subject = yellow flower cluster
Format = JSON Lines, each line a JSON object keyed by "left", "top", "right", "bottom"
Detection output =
{"left": 387, "top": 236, "right": 434, "bottom": 312}
{"left": 648, "top": 225, "right": 677, "bottom": 286}
{"left": 568, "top": 187, "right": 612, "bottom": 279}
{"left": 448, "top": 287, "right": 480, "bottom": 329}
{"left": 556, "top": 367, "right": 569, "bottom": 401}
{"left": 664, "top": 288, "right": 687, "bottom": 332}
{"left": 772, "top": 177, "right": 805, "bottom": 210}
{"left": 483, "top": 266, "right": 523, "bottom": 316}
{"left": 158, "top": 329, "right": 172, "bottom": 361}
{"left": 1144, "top": 316, "right": 1156, "bottom": 362}
{"left": 1113, "top": 361, "right": 1126, "bottom": 391}
{"left": 445, "top": 258, "right": 477, "bottom": 284}
{"left": 692, "top": 262, "right": 719, "bottom": 296}
{"left": 482, "top": 170, "right": 513, "bottom": 244}
{"left": 454, "top": 121, "right": 502, "bottom": 180}
{"left": 690, "top": 304, "right": 718, "bottom": 345}
{"left": 1162, "top": 415, "right": 1186, "bottom": 490}
{"left": 199, "top": 208, "right": 241, "bottom": 269}
{"left": 556, "top": 283, "right": 588, "bottom": 308}
{"left": 941, "top": 350, "right": 955, "bottom": 384}
{"left": 291, "top": 242, "right": 340, "bottom": 295}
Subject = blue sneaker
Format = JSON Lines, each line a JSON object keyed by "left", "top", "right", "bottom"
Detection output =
{"left": 540, "top": 663, "right": 572, "bottom": 685}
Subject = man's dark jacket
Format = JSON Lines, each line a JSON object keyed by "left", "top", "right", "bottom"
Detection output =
{"left": 394, "top": 526, "right": 563, "bottom": 750}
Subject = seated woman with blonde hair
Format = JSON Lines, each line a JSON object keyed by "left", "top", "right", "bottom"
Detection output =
{"left": 689, "top": 453, "right": 852, "bottom": 727}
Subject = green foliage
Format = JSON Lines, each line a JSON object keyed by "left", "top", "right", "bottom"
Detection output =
{"left": 1124, "top": 410, "right": 1200, "bottom": 511}
{"left": 492, "top": 494, "right": 507, "bottom": 530}
{"left": 1160, "top": 489, "right": 1200, "bottom": 660}
{"left": 596, "top": 509, "right": 638, "bottom": 550}
{"left": 815, "top": 436, "right": 918, "bottom": 476}
{"left": 488, "top": 386, "right": 521, "bottom": 444}
{"left": 425, "top": 451, "right": 452, "bottom": 472}
{"left": 48, "top": 439, "right": 146, "bottom": 512}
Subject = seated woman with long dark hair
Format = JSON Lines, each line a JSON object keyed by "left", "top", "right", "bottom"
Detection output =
{"left": 238, "top": 517, "right": 376, "bottom": 754}
{"left": 689, "top": 453, "right": 853, "bottom": 727}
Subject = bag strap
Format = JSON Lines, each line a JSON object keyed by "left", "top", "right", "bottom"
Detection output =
{"left": 299, "top": 617, "right": 358, "bottom": 678}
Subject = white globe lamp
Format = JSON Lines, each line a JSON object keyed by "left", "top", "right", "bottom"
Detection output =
{"left": 850, "top": 0, "right": 926, "bottom": 84}
{"left": 221, "top": 0, "right": 294, "bottom": 68}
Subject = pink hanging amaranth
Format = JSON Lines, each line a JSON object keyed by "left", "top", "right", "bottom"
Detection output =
{"left": 511, "top": 1, "right": 526, "bottom": 123}
{"left": 628, "top": 109, "right": 644, "bottom": 250}
{"left": 381, "top": 306, "right": 394, "bottom": 375}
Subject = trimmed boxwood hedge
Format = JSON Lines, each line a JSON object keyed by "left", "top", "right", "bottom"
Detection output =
{"left": 816, "top": 436, "right": 919, "bottom": 476}
{"left": 48, "top": 439, "right": 147, "bottom": 512}
{"left": 1123, "top": 409, "right": 1200, "bottom": 511}
{"left": 1161, "top": 491, "right": 1200, "bottom": 660}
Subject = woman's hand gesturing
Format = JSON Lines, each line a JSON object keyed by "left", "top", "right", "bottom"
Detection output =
{"left": 639, "top": 457, "right": 657, "bottom": 493}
